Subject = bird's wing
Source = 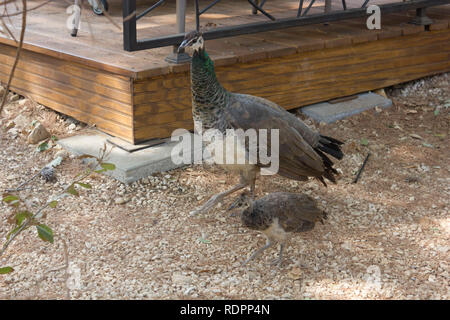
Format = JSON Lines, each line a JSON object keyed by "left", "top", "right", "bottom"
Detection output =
{"left": 233, "top": 94, "right": 322, "bottom": 147}
{"left": 222, "top": 93, "right": 324, "bottom": 179}
{"left": 264, "top": 193, "right": 324, "bottom": 222}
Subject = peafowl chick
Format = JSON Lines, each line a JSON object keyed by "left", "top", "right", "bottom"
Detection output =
{"left": 231, "top": 191, "right": 327, "bottom": 266}
{"left": 179, "top": 31, "right": 344, "bottom": 215}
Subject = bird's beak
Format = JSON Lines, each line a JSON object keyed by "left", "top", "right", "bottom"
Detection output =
{"left": 178, "top": 38, "right": 193, "bottom": 53}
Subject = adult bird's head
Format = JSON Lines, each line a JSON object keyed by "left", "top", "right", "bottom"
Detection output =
{"left": 178, "top": 30, "right": 204, "bottom": 54}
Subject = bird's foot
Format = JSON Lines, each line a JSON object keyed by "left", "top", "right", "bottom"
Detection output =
{"left": 190, "top": 183, "right": 248, "bottom": 216}
{"left": 190, "top": 194, "right": 222, "bottom": 216}
{"left": 270, "top": 257, "right": 283, "bottom": 267}
{"left": 227, "top": 197, "right": 241, "bottom": 211}
{"left": 241, "top": 257, "right": 253, "bottom": 267}
{"left": 227, "top": 197, "right": 241, "bottom": 217}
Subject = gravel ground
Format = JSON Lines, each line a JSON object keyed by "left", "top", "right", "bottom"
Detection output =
{"left": 0, "top": 73, "right": 449, "bottom": 300}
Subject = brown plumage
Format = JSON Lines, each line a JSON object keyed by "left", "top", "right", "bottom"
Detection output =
{"left": 223, "top": 94, "right": 343, "bottom": 185}
{"left": 179, "top": 31, "right": 344, "bottom": 215}
{"left": 231, "top": 191, "right": 327, "bottom": 266}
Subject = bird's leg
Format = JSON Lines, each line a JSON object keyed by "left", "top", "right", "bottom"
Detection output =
{"left": 242, "top": 239, "right": 273, "bottom": 266}
{"left": 244, "top": 167, "right": 257, "bottom": 197}
{"left": 249, "top": 177, "right": 256, "bottom": 195}
{"left": 271, "top": 243, "right": 284, "bottom": 267}
{"left": 190, "top": 183, "right": 248, "bottom": 216}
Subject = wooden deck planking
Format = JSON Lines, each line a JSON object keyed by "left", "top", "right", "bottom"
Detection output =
{"left": 0, "top": 1, "right": 449, "bottom": 143}
{"left": 0, "top": 42, "right": 134, "bottom": 141}
{"left": 132, "top": 28, "right": 450, "bottom": 141}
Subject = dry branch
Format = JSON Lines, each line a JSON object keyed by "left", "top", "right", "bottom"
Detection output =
{"left": 0, "top": 0, "right": 52, "bottom": 18}
{"left": 0, "top": 0, "right": 25, "bottom": 116}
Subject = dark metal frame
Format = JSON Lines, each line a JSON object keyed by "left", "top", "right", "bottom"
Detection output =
{"left": 123, "top": 0, "right": 449, "bottom": 52}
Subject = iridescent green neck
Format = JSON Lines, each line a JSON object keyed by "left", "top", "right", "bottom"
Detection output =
{"left": 193, "top": 49, "right": 215, "bottom": 74}
{"left": 191, "top": 48, "right": 229, "bottom": 112}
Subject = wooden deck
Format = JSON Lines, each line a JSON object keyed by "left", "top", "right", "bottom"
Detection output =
{"left": 0, "top": 0, "right": 449, "bottom": 144}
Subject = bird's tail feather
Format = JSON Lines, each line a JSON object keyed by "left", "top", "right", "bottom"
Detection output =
{"left": 319, "top": 210, "right": 328, "bottom": 224}
{"left": 314, "top": 146, "right": 341, "bottom": 186}
{"left": 318, "top": 135, "right": 344, "bottom": 160}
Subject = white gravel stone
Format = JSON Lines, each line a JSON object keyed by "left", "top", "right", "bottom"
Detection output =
{"left": 27, "top": 122, "right": 50, "bottom": 144}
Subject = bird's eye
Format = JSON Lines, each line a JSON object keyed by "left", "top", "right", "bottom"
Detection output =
{"left": 193, "top": 39, "right": 197, "bottom": 43}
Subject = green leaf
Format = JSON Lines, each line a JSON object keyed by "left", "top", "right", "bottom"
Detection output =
{"left": 49, "top": 200, "right": 58, "bottom": 208}
{"left": 434, "top": 109, "right": 439, "bottom": 116}
{"left": 36, "top": 224, "right": 54, "bottom": 243}
{"left": 0, "top": 267, "right": 14, "bottom": 274}
{"left": 434, "top": 133, "right": 446, "bottom": 138}
{"left": 78, "top": 154, "right": 97, "bottom": 160}
{"left": 422, "top": 142, "right": 433, "bottom": 148}
{"left": 37, "top": 142, "right": 49, "bottom": 152}
{"left": 94, "top": 168, "right": 107, "bottom": 174}
{"left": 66, "top": 184, "right": 79, "bottom": 197}
{"left": 198, "top": 238, "right": 211, "bottom": 244}
{"left": 100, "top": 163, "right": 116, "bottom": 171}
{"left": 76, "top": 182, "right": 92, "bottom": 189}
{"left": 51, "top": 135, "right": 58, "bottom": 141}
{"left": 15, "top": 211, "right": 31, "bottom": 226}
{"left": 3, "top": 195, "right": 19, "bottom": 202}
{"left": 3, "top": 195, "right": 20, "bottom": 207}
{"left": 360, "top": 138, "right": 369, "bottom": 146}
{"left": 3, "top": 195, "right": 19, "bottom": 203}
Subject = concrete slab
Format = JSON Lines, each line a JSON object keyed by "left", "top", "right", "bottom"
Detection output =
{"left": 300, "top": 92, "right": 392, "bottom": 123}
{"left": 57, "top": 91, "right": 391, "bottom": 183}
{"left": 106, "top": 136, "right": 168, "bottom": 153}
{"left": 57, "top": 132, "right": 201, "bottom": 184}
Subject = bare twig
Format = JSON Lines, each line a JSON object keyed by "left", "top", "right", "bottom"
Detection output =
{"left": 5, "top": 156, "right": 59, "bottom": 192}
{"left": 0, "top": 0, "right": 53, "bottom": 18}
{"left": 1, "top": 166, "right": 91, "bottom": 256}
{"left": 80, "top": 0, "right": 95, "bottom": 41}
{"left": 1, "top": 198, "right": 51, "bottom": 257}
{"left": 123, "top": 11, "right": 136, "bottom": 23}
{"left": 93, "top": 0, "right": 121, "bottom": 31}
{"left": 3, "top": 0, "right": 16, "bottom": 32}
{"left": 0, "top": 0, "right": 26, "bottom": 116}
{"left": 353, "top": 153, "right": 370, "bottom": 184}
{"left": 0, "top": 17, "right": 17, "bottom": 41}
{"left": 1, "top": 148, "right": 113, "bottom": 257}
{"left": 0, "top": 1, "right": 19, "bottom": 6}
{"left": 30, "top": 238, "right": 70, "bottom": 299}
{"left": 5, "top": 170, "right": 41, "bottom": 192}
{"left": 62, "top": 239, "right": 71, "bottom": 300}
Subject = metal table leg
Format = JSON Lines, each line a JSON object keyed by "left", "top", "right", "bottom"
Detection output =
{"left": 325, "top": 0, "right": 332, "bottom": 13}
{"left": 70, "top": 0, "right": 82, "bottom": 37}
{"left": 165, "top": 0, "right": 191, "bottom": 63}
{"left": 410, "top": 7, "right": 433, "bottom": 25}
{"left": 324, "top": 0, "right": 331, "bottom": 25}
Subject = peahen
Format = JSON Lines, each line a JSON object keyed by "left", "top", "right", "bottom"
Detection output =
{"left": 178, "top": 31, "right": 344, "bottom": 215}
{"left": 230, "top": 191, "right": 327, "bottom": 266}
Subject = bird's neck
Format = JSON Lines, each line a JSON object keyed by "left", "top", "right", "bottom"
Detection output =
{"left": 191, "top": 49, "right": 229, "bottom": 114}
